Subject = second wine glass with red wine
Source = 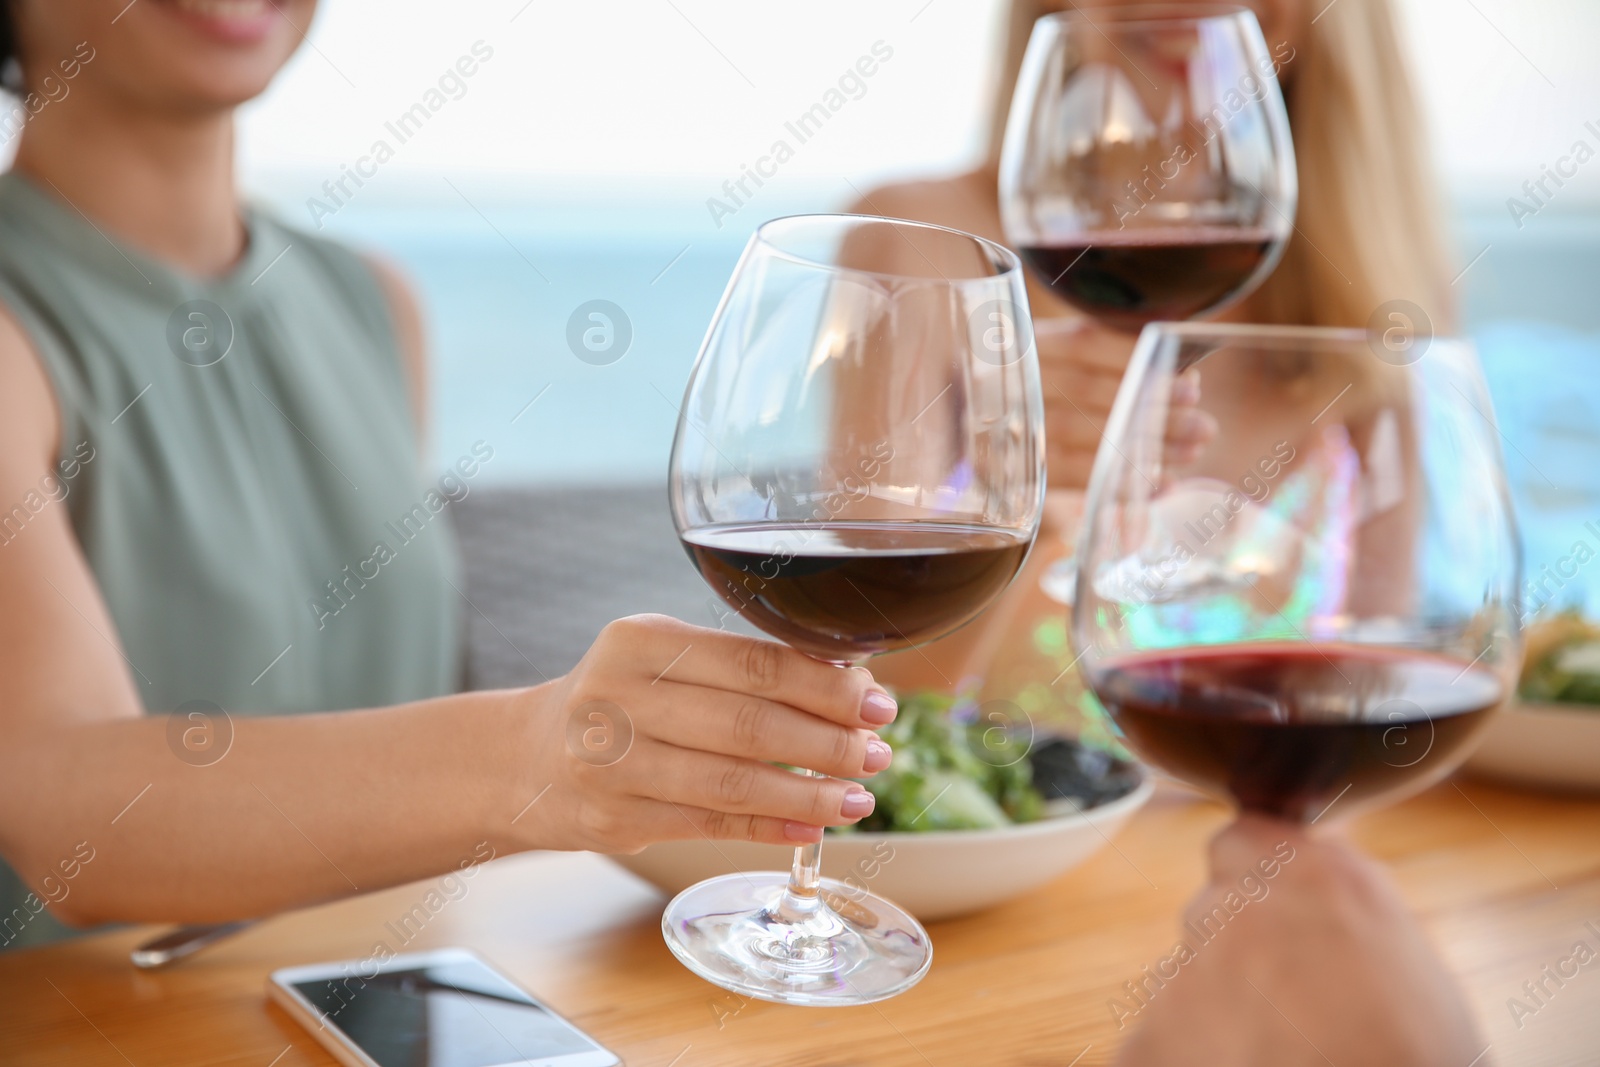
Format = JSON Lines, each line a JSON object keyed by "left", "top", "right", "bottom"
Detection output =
{"left": 666, "top": 214, "right": 1045, "bottom": 1005}
{"left": 1072, "top": 323, "right": 1521, "bottom": 823}
{"left": 999, "top": 6, "right": 1297, "bottom": 331}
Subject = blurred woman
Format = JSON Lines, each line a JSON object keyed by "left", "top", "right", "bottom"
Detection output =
{"left": 0, "top": 0, "right": 897, "bottom": 948}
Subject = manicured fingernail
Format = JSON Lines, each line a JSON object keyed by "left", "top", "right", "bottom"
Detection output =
{"left": 841, "top": 789, "right": 876, "bottom": 819}
{"left": 861, "top": 690, "right": 898, "bottom": 725}
{"left": 784, "top": 821, "right": 823, "bottom": 843}
{"left": 863, "top": 737, "right": 892, "bottom": 773}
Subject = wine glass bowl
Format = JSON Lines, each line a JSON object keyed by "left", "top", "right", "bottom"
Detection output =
{"left": 999, "top": 6, "right": 1298, "bottom": 330}
{"left": 1071, "top": 323, "right": 1521, "bottom": 822}
{"left": 665, "top": 214, "right": 1044, "bottom": 1005}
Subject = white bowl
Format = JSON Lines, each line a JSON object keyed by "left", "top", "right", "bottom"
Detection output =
{"left": 1464, "top": 700, "right": 1600, "bottom": 792}
{"left": 611, "top": 772, "right": 1155, "bottom": 922}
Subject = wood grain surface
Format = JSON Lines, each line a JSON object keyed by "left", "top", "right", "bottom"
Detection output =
{"left": 3, "top": 777, "right": 1597, "bottom": 1066}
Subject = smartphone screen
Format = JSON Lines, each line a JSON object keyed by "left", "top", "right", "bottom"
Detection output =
{"left": 291, "top": 957, "right": 606, "bottom": 1067}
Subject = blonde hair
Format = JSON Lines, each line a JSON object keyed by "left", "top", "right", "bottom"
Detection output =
{"left": 987, "top": 0, "right": 1458, "bottom": 332}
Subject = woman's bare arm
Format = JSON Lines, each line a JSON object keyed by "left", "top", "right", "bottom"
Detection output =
{"left": 0, "top": 309, "right": 900, "bottom": 928}
{"left": 3, "top": 692, "right": 538, "bottom": 925}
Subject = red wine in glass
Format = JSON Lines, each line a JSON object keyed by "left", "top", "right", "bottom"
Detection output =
{"left": 682, "top": 521, "right": 1030, "bottom": 662}
{"left": 1085, "top": 643, "right": 1505, "bottom": 821}
{"left": 1018, "top": 228, "right": 1277, "bottom": 333}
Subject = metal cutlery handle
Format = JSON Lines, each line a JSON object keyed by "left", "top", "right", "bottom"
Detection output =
{"left": 130, "top": 921, "right": 253, "bottom": 968}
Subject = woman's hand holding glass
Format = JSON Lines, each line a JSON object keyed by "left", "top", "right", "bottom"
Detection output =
{"left": 514, "top": 614, "right": 896, "bottom": 854}
{"left": 1038, "top": 317, "right": 1216, "bottom": 491}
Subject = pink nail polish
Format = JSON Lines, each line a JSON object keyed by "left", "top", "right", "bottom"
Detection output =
{"left": 861, "top": 690, "right": 898, "bottom": 725}
{"left": 863, "top": 738, "right": 892, "bottom": 773}
{"left": 784, "top": 821, "right": 823, "bottom": 843}
{"left": 840, "top": 789, "right": 875, "bottom": 818}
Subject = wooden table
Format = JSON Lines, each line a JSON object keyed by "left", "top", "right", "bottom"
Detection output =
{"left": 3, "top": 777, "right": 1597, "bottom": 1067}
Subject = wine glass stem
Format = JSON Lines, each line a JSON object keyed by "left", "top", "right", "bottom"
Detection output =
{"left": 775, "top": 781, "right": 825, "bottom": 923}
{"left": 773, "top": 656, "right": 865, "bottom": 924}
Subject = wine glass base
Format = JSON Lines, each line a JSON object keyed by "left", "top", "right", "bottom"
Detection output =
{"left": 661, "top": 872, "right": 932, "bottom": 1007}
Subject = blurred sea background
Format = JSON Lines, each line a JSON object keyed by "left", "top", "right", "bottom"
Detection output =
{"left": 14, "top": 0, "right": 1598, "bottom": 613}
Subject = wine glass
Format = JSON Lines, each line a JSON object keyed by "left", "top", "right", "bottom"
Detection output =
{"left": 1072, "top": 323, "right": 1522, "bottom": 822}
{"left": 665, "top": 214, "right": 1045, "bottom": 1005}
{"left": 999, "top": 5, "right": 1298, "bottom": 332}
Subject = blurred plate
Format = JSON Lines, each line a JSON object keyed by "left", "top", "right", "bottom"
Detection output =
{"left": 612, "top": 770, "right": 1154, "bottom": 922}
{"left": 1464, "top": 700, "right": 1600, "bottom": 792}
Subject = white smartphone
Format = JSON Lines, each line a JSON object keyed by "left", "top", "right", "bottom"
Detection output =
{"left": 268, "top": 947, "right": 623, "bottom": 1067}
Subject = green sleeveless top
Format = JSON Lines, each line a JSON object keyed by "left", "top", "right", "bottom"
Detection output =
{"left": 0, "top": 172, "right": 462, "bottom": 947}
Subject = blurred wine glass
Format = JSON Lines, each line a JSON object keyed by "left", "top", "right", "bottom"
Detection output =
{"left": 999, "top": 5, "right": 1298, "bottom": 332}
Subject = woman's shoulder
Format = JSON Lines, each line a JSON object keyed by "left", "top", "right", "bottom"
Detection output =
{"left": 248, "top": 210, "right": 427, "bottom": 425}
{"left": 250, "top": 209, "right": 386, "bottom": 298}
{"left": 252, "top": 208, "right": 407, "bottom": 337}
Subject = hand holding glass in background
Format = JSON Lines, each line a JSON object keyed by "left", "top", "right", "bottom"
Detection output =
{"left": 996, "top": 5, "right": 1296, "bottom": 610}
